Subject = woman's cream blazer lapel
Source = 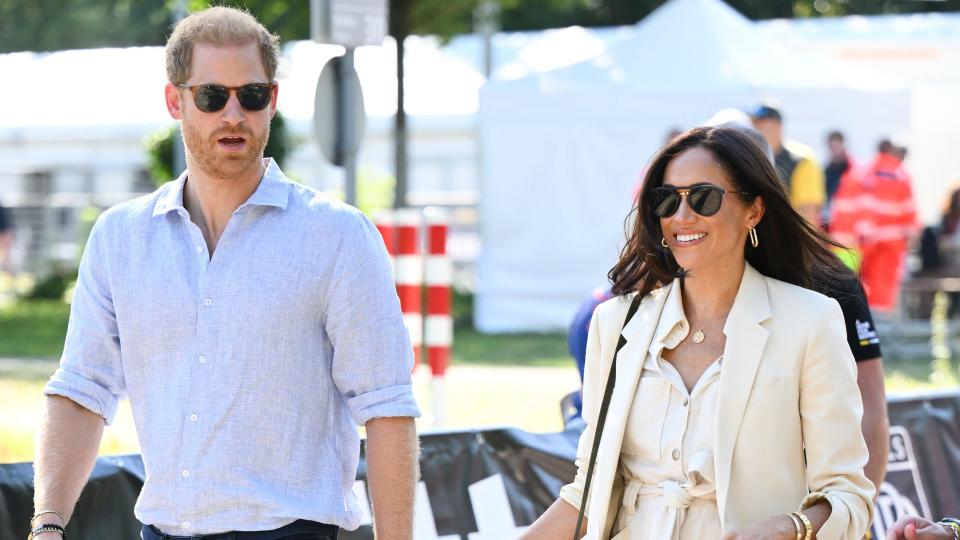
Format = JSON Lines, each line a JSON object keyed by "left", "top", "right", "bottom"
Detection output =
{"left": 584, "top": 264, "right": 772, "bottom": 538}
{"left": 713, "top": 263, "right": 771, "bottom": 531}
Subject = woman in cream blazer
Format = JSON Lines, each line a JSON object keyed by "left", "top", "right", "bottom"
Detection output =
{"left": 523, "top": 126, "right": 874, "bottom": 540}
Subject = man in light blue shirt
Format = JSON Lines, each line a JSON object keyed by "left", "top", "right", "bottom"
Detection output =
{"left": 31, "top": 7, "right": 420, "bottom": 540}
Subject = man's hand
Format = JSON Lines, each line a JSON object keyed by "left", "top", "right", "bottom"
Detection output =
{"left": 887, "top": 516, "right": 954, "bottom": 540}
{"left": 723, "top": 502, "right": 831, "bottom": 540}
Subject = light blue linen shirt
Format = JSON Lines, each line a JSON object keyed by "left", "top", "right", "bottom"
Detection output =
{"left": 45, "top": 159, "right": 420, "bottom": 535}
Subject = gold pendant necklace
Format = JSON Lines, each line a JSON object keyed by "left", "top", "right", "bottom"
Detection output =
{"left": 692, "top": 329, "right": 706, "bottom": 344}
{"left": 687, "top": 310, "right": 729, "bottom": 345}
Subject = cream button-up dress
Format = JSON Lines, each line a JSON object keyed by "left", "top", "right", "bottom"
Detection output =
{"left": 612, "top": 282, "right": 723, "bottom": 540}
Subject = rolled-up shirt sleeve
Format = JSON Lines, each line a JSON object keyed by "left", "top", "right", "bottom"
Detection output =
{"left": 44, "top": 218, "right": 125, "bottom": 425}
{"left": 325, "top": 210, "right": 420, "bottom": 425}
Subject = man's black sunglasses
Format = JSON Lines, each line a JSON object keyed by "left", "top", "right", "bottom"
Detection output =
{"left": 649, "top": 184, "right": 752, "bottom": 218}
{"left": 177, "top": 82, "right": 276, "bottom": 113}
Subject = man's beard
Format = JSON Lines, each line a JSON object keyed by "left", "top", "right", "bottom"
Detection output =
{"left": 181, "top": 121, "right": 270, "bottom": 180}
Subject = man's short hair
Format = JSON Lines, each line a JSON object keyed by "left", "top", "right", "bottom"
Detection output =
{"left": 165, "top": 6, "right": 280, "bottom": 84}
{"left": 827, "top": 131, "right": 844, "bottom": 143}
{"left": 748, "top": 103, "right": 782, "bottom": 123}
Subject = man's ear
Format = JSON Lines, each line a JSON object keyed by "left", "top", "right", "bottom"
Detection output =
{"left": 269, "top": 81, "right": 279, "bottom": 118}
{"left": 165, "top": 83, "right": 184, "bottom": 120}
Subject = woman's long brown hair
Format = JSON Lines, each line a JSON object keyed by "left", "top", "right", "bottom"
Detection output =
{"left": 609, "top": 126, "right": 854, "bottom": 299}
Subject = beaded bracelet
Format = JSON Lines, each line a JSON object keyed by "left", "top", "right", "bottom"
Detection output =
{"left": 27, "top": 523, "right": 65, "bottom": 540}
{"left": 939, "top": 519, "right": 960, "bottom": 540}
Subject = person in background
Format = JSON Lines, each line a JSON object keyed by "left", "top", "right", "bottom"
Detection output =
{"left": 0, "top": 198, "right": 14, "bottom": 276}
{"left": 824, "top": 130, "right": 855, "bottom": 227}
{"left": 750, "top": 103, "right": 826, "bottom": 227}
{"left": 831, "top": 139, "right": 918, "bottom": 313}
{"left": 917, "top": 184, "right": 960, "bottom": 317}
{"left": 887, "top": 516, "right": 960, "bottom": 539}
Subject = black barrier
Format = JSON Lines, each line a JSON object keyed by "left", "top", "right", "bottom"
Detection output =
{"left": 1, "top": 392, "right": 958, "bottom": 540}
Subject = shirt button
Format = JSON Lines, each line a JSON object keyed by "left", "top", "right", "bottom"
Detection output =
{"left": 198, "top": 355, "right": 207, "bottom": 364}
{"left": 183, "top": 522, "right": 191, "bottom": 530}
{"left": 195, "top": 245, "right": 203, "bottom": 254}
{"left": 189, "top": 413, "right": 198, "bottom": 422}
{"left": 181, "top": 469, "right": 190, "bottom": 478}
{"left": 203, "top": 297, "right": 212, "bottom": 306}
{"left": 682, "top": 398, "right": 689, "bottom": 407}
{"left": 672, "top": 449, "right": 681, "bottom": 461}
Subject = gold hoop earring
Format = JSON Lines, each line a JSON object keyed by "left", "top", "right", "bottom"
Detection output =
{"left": 749, "top": 227, "right": 759, "bottom": 248}
{"left": 661, "top": 237, "right": 669, "bottom": 248}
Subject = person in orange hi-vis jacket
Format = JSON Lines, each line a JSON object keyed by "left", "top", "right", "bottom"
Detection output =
{"left": 831, "top": 139, "right": 918, "bottom": 313}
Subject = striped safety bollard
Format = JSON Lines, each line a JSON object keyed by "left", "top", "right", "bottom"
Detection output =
{"left": 424, "top": 207, "right": 453, "bottom": 427}
{"left": 394, "top": 208, "right": 423, "bottom": 368}
{"left": 373, "top": 210, "right": 397, "bottom": 279}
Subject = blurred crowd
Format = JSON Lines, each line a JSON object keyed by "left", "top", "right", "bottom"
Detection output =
{"left": 752, "top": 103, "right": 960, "bottom": 319}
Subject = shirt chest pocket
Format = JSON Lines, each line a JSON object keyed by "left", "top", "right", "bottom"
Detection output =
{"left": 620, "top": 374, "right": 670, "bottom": 460}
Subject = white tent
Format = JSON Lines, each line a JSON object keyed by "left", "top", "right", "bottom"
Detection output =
{"left": 476, "top": 0, "right": 909, "bottom": 332}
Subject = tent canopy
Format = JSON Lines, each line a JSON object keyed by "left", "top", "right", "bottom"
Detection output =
{"left": 476, "top": 0, "right": 909, "bottom": 333}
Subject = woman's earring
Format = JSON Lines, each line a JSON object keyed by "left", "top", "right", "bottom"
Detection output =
{"left": 749, "top": 227, "right": 759, "bottom": 248}
{"left": 661, "top": 237, "right": 669, "bottom": 248}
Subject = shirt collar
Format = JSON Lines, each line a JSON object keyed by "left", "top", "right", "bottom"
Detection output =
{"left": 653, "top": 277, "right": 690, "bottom": 350}
{"left": 152, "top": 158, "right": 290, "bottom": 217}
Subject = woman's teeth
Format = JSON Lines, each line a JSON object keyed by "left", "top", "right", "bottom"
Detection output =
{"left": 675, "top": 233, "right": 706, "bottom": 243}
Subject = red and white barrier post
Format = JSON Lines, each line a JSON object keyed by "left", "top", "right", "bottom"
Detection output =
{"left": 373, "top": 210, "right": 397, "bottom": 279}
{"left": 394, "top": 208, "right": 423, "bottom": 368}
{"left": 424, "top": 207, "right": 453, "bottom": 427}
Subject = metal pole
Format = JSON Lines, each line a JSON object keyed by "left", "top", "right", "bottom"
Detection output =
{"left": 474, "top": 0, "right": 500, "bottom": 78}
{"left": 341, "top": 48, "right": 358, "bottom": 206}
{"left": 310, "top": 0, "right": 329, "bottom": 43}
{"left": 393, "top": 0, "right": 410, "bottom": 209}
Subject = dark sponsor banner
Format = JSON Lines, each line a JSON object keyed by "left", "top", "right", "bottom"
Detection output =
{"left": 2, "top": 392, "right": 959, "bottom": 540}
{"left": 870, "top": 391, "right": 960, "bottom": 539}
{"left": 0, "top": 455, "right": 144, "bottom": 540}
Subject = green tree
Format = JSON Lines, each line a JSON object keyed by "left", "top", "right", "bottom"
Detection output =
{"left": 4, "top": 0, "right": 960, "bottom": 54}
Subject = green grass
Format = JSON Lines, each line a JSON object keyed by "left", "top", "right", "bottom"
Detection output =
{"left": 0, "top": 300, "right": 69, "bottom": 358}
{"left": 450, "top": 289, "right": 570, "bottom": 367}
{"left": 453, "top": 328, "right": 569, "bottom": 367}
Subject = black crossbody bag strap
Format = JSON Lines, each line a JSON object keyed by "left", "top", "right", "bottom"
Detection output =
{"left": 572, "top": 293, "right": 646, "bottom": 540}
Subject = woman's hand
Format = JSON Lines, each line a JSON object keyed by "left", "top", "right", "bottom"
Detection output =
{"left": 723, "top": 502, "right": 830, "bottom": 540}
{"left": 720, "top": 514, "right": 797, "bottom": 540}
{"left": 886, "top": 516, "right": 954, "bottom": 540}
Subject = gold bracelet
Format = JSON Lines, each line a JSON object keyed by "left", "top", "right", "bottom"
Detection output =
{"left": 31, "top": 510, "right": 64, "bottom": 526}
{"left": 786, "top": 512, "right": 803, "bottom": 540}
{"left": 794, "top": 511, "right": 813, "bottom": 540}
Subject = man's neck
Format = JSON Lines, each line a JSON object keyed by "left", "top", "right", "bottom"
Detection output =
{"left": 182, "top": 159, "right": 266, "bottom": 254}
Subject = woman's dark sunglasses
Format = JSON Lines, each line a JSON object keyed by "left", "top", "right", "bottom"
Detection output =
{"left": 649, "top": 184, "right": 751, "bottom": 218}
{"left": 177, "top": 82, "right": 276, "bottom": 113}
